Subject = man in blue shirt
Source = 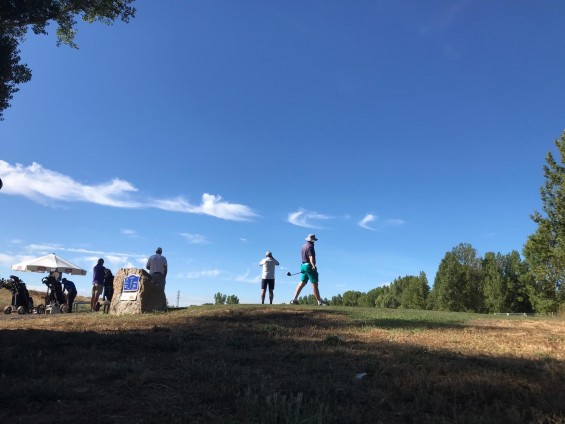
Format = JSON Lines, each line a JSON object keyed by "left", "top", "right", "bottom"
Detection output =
{"left": 62, "top": 278, "right": 77, "bottom": 313}
{"left": 290, "top": 234, "right": 327, "bottom": 306}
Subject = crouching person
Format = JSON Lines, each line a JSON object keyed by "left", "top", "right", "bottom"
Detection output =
{"left": 62, "top": 278, "right": 77, "bottom": 313}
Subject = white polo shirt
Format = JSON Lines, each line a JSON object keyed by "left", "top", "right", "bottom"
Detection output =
{"left": 147, "top": 254, "right": 167, "bottom": 275}
{"left": 259, "top": 257, "right": 279, "bottom": 279}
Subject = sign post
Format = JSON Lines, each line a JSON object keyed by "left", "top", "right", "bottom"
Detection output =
{"left": 120, "top": 274, "right": 139, "bottom": 301}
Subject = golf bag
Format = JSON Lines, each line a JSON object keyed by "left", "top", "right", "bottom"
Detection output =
{"left": 1, "top": 275, "right": 41, "bottom": 314}
{"left": 42, "top": 275, "right": 67, "bottom": 313}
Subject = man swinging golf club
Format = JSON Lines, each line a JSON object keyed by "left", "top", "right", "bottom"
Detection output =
{"left": 290, "top": 234, "right": 328, "bottom": 306}
{"left": 259, "top": 251, "right": 279, "bottom": 304}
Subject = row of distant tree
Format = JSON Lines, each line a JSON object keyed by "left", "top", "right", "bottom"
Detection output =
{"left": 328, "top": 244, "right": 536, "bottom": 313}
{"left": 327, "top": 133, "right": 565, "bottom": 314}
{"left": 213, "top": 292, "right": 240, "bottom": 305}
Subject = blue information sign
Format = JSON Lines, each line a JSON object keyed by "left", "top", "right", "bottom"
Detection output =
{"left": 123, "top": 275, "right": 139, "bottom": 292}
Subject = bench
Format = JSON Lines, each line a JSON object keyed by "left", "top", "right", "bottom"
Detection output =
{"left": 72, "top": 300, "right": 111, "bottom": 313}
{"left": 72, "top": 301, "right": 90, "bottom": 312}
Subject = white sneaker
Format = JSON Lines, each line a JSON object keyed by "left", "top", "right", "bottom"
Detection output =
{"left": 318, "top": 301, "right": 328, "bottom": 306}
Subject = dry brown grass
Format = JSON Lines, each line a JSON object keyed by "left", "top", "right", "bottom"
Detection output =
{"left": 0, "top": 305, "right": 564, "bottom": 423}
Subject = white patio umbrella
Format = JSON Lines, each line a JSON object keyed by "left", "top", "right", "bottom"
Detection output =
{"left": 11, "top": 253, "right": 87, "bottom": 276}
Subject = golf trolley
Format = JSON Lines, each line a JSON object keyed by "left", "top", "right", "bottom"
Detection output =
{"left": 42, "top": 275, "right": 68, "bottom": 314}
{"left": 1, "top": 275, "right": 45, "bottom": 315}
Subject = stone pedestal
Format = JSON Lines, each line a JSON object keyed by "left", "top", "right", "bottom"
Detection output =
{"left": 110, "top": 268, "right": 167, "bottom": 315}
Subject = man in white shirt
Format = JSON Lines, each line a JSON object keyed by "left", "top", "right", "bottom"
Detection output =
{"left": 146, "top": 247, "right": 168, "bottom": 290}
{"left": 259, "top": 251, "right": 279, "bottom": 304}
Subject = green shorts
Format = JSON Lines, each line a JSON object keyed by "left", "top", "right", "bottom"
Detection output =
{"left": 300, "top": 263, "right": 319, "bottom": 284}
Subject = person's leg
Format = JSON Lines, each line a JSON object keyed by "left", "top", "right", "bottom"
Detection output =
{"left": 309, "top": 268, "right": 325, "bottom": 304}
{"left": 153, "top": 273, "right": 166, "bottom": 291}
{"left": 312, "top": 283, "right": 322, "bottom": 302}
{"left": 269, "top": 280, "right": 275, "bottom": 304}
{"left": 91, "top": 284, "right": 102, "bottom": 311}
{"left": 90, "top": 285, "right": 96, "bottom": 310}
{"left": 292, "top": 265, "right": 310, "bottom": 303}
{"left": 260, "top": 279, "right": 268, "bottom": 304}
{"left": 292, "top": 281, "right": 307, "bottom": 301}
{"left": 68, "top": 291, "right": 76, "bottom": 313}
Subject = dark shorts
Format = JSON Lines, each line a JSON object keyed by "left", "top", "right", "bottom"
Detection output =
{"left": 261, "top": 279, "right": 275, "bottom": 290}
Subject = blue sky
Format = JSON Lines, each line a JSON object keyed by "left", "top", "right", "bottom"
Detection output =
{"left": 1, "top": 1, "right": 564, "bottom": 305}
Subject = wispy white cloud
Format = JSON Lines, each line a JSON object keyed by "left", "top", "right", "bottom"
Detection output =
{"left": 235, "top": 269, "right": 261, "bottom": 284}
{"left": 150, "top": 193, "right": 257, "bottom": 221}
{"left": 385, "top": 218, "right": 405, "bottom": 227}
{"left": 0, "top": 161, "right": 141, "bottom": 207}
{"left": 0, "top": 253, "right": 19, "bottom": 267}
{"left": 358, "top": 213, "right": 378, "bottom": 231}
{"left": 287, "top": 208, "right": 332, "bottom": 229}
{"left": 356, "top": 212, "right": 405, "bottom": 230}
{"left": 121, "top": 228, "right": 138, "bottom": 237}
{"left": 0, "top": 161, "right": 257, "bottom": 222}
{"left": 179, "top": 269, "right": 222, "bottom": 279}
{"left": 180, "top": 233, "right": 209, "bottom": 244}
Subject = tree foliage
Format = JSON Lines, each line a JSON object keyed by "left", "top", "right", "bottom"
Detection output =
{"left": 430, "top": 244, "right": 484, "bottom": 312}
{"left": 0, "top": 0, "right": 136, "bottom": 119}
{"left": 400, "top": 272, "right": 430, "bottom": 309}
{"left": 226, "top": 295, "right": 239, "bottom": 305}
{"left": 430, "top": 252, "right": 467, "bottom": 311}
{"left": 482, "top": 251, "right": 532, "bottom": 313}
{"left": 213, "top": 292, "right": 227, "bottom": 305}
{"left": 523, "top": 131, "right": 565, "bottom": 313}
{"left": 342, "top": 290, "right": 363, "bottom": 306}
{"left": 330, "top": 294, "right": 343, "bottom": 306}
{"left": 213, "top": 292, "right": 239, "bottom": 305}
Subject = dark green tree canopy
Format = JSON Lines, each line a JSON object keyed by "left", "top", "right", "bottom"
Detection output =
{"left": 524, "top": 131, "right": 565, "bottom": 312}
{"left": 0, "top": 0, "right": 136, "bottom": 119}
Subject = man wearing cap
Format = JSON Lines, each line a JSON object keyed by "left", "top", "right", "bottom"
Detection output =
{"left": 259, "top": 251, "right": 279, "bottom": 304}
{"left": 290, "top": 234, "right": 327, "bottom": 306}
{"left": 146, "top": 247, "right": 168, "bottom": 290}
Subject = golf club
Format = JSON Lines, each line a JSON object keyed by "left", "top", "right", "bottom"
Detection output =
{"left": 286, "top": 271, "right": 303, "bottom": 276}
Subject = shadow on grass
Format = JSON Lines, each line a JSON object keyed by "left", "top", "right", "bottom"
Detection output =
{"left": 0, "top": 308, "right": 563, "bottom": 424}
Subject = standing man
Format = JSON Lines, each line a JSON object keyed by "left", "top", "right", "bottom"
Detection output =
{"left": 290, "top": 234, "right": 327, "bottom": 306}
{"left": 146, "top": 247, "right": 167, "bottom": 290}
{"left": 62, "top": 277, "right": 77, "bottom": 313}
{"left": 259, "top": 251, "right": 279, "bottom": 304}
{"left": 91, "top": 258, "right": 105, "bottom": 311}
